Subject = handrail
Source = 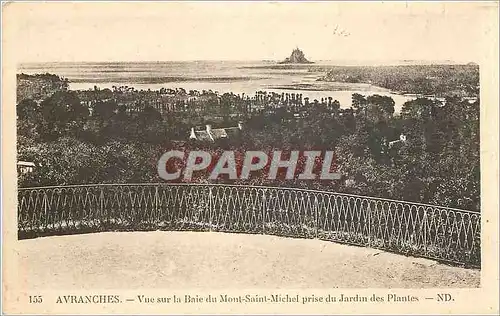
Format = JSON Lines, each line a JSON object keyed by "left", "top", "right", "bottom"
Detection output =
{"left": 18, "top": 183, "right": 479, "bottom": 214}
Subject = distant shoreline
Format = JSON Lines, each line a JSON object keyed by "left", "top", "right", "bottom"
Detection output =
{"left": 18, "top": 59, "right": 472, "bottom": 67}
{"left": 266, "top": 82, "right": 390, "bottom": 93}
{"left": 67, "top": 76, "right": 259, "bottom": 84}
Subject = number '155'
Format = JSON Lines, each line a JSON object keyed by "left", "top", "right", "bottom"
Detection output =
{"left": 29, "top": 295, "right": 43, "bottom": 303}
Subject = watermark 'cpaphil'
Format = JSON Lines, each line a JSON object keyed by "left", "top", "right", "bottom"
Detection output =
{"left": 157, "top": 150, "right": 341, "bottom": 181}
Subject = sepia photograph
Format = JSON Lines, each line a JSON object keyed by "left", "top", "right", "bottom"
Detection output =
{"left": 2, "top": 1, "right": 499, "bottom": 315}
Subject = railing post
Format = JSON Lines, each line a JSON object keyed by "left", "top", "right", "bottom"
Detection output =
{"left": 423, "top": 209, "right": 427, "bottom": 253}
{"left": 209, "top": 186, "right": 213, "bottom": 232}
{"left": 367, "top": 202, "right": 371, "bottom": 246}
{"left": 99, "top": 187, "right": 105, "bottom": 225}
{"left": 262, "top": 190, "right": 267, "bottom": 233}
{"left": 43, "top": 192, "right": 48, "bottom": 228}
{"left": 154, "top": 186, "right": 159, "bottom": 223}
{"left": 314, "top": 195, "right": 319, "bottom": 239}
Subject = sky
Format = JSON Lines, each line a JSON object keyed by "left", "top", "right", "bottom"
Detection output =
{"left": 4, "top": 1, "right": 498, "bottom": 63}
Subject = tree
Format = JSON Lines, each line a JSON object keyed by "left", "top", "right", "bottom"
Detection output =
{"left": 133, "top": 106, "right": 166, "bottom": 144}
{"left": 93, "top": 100, "right": 118, "bottom": 121}
{"left": 366, "top": 95, "right": 395, "bottom": 118}
{"left": 352, "top": 93, "right": 367, "bottom": 114}
{"left": 39, "top": 91, "right": 89, "bottom": 140}
{"left": 17, "top": 99, "right": 42, "bottom": 138}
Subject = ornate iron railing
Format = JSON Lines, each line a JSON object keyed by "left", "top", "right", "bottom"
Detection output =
{"left": 17, "top": 183, "right": 481, "bottom": 267}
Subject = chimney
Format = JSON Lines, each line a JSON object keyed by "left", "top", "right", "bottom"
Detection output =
{"left": 189, "top": 127, "right": 196, "bottom": 139}
{"left": 237, "top": 121, "right": 244, "bottom": 130}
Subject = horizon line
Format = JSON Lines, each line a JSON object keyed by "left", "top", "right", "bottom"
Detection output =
{"left": 18, "top": 58, "right": 473, "bottom": 65}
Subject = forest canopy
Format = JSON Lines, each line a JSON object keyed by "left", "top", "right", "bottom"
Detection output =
{"left": 16, "top": 73, "right": 480, "bottom": 212}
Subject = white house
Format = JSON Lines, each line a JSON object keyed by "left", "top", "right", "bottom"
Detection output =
{"left": 388, "top": 134, "right": 407, "bottom": 148}
{"left": 17, "top": 161, "right": 36, "bottom": 174}
{"left": 189, "top": 122, "right": 244, "bottom": 142}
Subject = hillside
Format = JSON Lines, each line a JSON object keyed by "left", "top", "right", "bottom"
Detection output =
{"left": 17, "top": 73, "right": 69, "bottom": 102}
{"left": 318, "top": 64, "right": 479, "bottom": 97}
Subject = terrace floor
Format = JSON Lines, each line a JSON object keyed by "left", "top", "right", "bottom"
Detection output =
{"left": 17, "top": 231, "right": 480, "bottom": 289}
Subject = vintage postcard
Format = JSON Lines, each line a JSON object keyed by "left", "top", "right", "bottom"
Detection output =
{"left": 2, "top": 1, "right": 499, "bottom": 315}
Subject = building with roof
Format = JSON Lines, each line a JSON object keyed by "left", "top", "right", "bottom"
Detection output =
{"left": 17, "top": 161, "right": 36, "bottom": 174}
{"left": 189, "top": 122, "right": 243, "bottom": 142}
{"left": 388, "top": 134, "right": 407, "bottom": 148}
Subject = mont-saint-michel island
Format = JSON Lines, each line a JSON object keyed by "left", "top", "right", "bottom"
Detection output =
{"left": 278, "top": 47, "right": 314, "bottom": 64}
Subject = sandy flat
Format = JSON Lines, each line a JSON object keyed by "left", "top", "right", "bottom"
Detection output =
{"left": 17, "top": 231, "right": 479, "bottom": 289}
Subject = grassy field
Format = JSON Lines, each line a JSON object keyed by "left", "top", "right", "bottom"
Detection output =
{"left": 245, "top": 64, "right": 479, "bottom": 97}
